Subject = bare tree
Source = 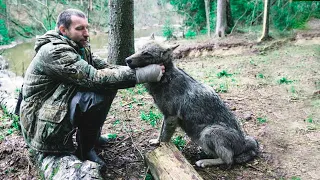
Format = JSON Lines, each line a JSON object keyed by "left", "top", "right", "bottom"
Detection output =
{"left": 259, "top": 0, "right": 271, "bottom": 42}
{"left": 88, "top": 0, "right": 93, "bottom": 11}
{"left": 107, "top": 0, "right": 134, "bottom": 65}
{"left": 215, "top": 0, "right": 227, "bottom": 37}
{"left": 204, "top": 0, "right": 211, "bottom": 37}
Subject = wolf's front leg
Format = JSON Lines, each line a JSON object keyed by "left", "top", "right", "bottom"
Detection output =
{"left": 149, "top": 116, "right": 178, "bottom": 145}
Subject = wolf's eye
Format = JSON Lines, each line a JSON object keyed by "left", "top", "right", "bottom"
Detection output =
{"left": 142, "top": 51, "right": 153, "bottom": 57}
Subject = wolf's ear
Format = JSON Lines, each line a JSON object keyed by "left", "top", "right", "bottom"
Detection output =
{"left": 169, "top": 44, "right": 179, "bottom": 51}
{"left": 149, "top": 33, "right": 155, "bottom": 40}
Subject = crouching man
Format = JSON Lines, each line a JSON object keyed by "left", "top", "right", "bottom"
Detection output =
{"left": 19, "top": 9, "right": 164, "bottom": 169}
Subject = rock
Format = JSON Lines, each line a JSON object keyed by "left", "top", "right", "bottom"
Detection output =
{"left": 243, "top": 112, "right": 253, "bottom": 121}
{"left": 37, "top": 153, "right": 102, "bottom": 180}
{"left": 0, "top": 56, "right": 9, "bottom": 70}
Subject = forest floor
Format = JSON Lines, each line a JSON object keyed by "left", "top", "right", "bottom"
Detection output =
{"left": 0, "top": 19, "right": 320, "bottom": 180}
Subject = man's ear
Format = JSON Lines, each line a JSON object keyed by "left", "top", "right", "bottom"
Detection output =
{"left": 59, "top": 25, "right": 67, "bottom": 35}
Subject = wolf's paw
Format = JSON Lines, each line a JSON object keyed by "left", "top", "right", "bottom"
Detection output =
{"left": 149, "top": 138, "right": 160, "bottom": 145}
{"left": 195, "top": 158, "right": 224, "bottom": 168}
{"left": 195, "top": 160, "right": 208, "bottom": 168}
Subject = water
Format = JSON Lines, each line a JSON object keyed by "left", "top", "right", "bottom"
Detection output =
{"left": 2, "top": 27, "right": 163, "bottom": 76}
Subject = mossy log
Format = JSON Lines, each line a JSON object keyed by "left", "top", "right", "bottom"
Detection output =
{"left": 145, "top": 142, "right": 203, "bottom": 180}
{"left": 36, "top": 153, "right": 102, "bottom": 180}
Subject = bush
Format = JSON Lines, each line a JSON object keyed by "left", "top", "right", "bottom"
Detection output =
{"left": 0, "top": 19, "right": 11, "bottom": 45}
{"left": 162, "top": 20, "right": 175, "bottom": 40}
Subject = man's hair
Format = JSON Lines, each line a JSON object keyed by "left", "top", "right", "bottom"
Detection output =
{"left": 56, "top": 9, "right": 86, "bottom": 31}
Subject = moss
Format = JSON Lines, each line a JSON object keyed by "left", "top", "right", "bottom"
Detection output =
{"left": 49, "top": 165, "right": 60, "bottom": 180}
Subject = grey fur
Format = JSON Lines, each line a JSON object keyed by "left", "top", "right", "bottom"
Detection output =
{"left": 126, "top": 41, "right": 259, "bottom": 167}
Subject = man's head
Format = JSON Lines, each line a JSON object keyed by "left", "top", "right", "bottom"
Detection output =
{"left": 56, "top": 9, "right": 89, "bottom": 47}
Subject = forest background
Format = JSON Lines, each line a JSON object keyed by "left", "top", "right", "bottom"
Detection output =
{"left": 0, "top": 0, "right": 320, "bottom": 45}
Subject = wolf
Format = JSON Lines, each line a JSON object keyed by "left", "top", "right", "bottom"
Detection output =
{"left": 125, "top": 41, "right": 259, "bottom": 168}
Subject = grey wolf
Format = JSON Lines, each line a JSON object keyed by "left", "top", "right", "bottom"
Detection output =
{"left": 125, "top": 41, "right": 259, "bottom": 167}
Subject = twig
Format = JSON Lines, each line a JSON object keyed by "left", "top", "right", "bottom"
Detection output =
{"left": 121, "top": 101, "right": 134, "bottom": 107}
{"left": 23, "top": 149, "right": 33, "bottom": 173}
{"left": 124, "top": 111, "right": 145, "bottom": 161}
{"left": 246, "top": 164, "right": 264, "bottom": 172}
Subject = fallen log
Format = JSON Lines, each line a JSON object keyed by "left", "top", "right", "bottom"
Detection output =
{"left": 145, "top": 142, "right": 203, "bottom": 180}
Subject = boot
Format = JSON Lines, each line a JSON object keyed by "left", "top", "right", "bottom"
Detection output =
{"left": 96, "top": 128, "right": 112, "bottom": 147}
{"left": 97, "top": 136, "right": 110, "bottom": 146}
{"left": 76, "top": 129, "right": 106, "bottom": 168}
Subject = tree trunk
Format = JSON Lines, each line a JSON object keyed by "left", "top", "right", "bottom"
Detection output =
{"left": 145, "top": 142, "right": 204, "bottom": 180}
{"left": 259, "top": 0, "right": 271, "bottom": 42}
{"left": 226, "top": 0, "right": 234, "bottom": 33}
{"left": 215, "top": 0, "right": 227, "bottom": 37}
{"left": 88, "top": 0, "right": 93, "bottom": 11}
{"left": 204, "top": 0, "right": 210, "bottom": 37}
{"left": 107, "top": 0, "right": 134, "bottom": 65}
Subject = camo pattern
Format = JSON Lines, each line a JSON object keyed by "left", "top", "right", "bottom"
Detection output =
{"left": 20, "top": 30, "right": 137, "bottom": 153}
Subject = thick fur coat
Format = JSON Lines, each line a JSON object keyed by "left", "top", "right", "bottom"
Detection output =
{"left": 126, "top": 41, "right": 259, "bottom": 167}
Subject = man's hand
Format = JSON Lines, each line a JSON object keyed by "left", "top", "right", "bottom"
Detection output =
{"left": 136, "top": 64, "right": 165, "bottom": 83}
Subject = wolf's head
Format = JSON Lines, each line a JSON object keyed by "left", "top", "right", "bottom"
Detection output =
{"left": 126, "top": 41, "right": 179, "bottom": 69}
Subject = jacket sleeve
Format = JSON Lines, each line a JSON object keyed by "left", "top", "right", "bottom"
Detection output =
{"left": 39, "top": 44, "right": 137, "bottom": 91}
{"left": 91, "top": 54, "right": 115, "bottom": 69}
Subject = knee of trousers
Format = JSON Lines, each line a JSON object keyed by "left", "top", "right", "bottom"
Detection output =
{"left": 69, "top": 91, "right": 116, "bottom": 128}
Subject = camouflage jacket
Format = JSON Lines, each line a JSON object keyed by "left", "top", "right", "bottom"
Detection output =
{"left": 20, "top": 30, "right": 136, "bottom": 153}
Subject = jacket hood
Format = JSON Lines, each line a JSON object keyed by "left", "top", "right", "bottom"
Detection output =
{"left": 34, "top": 30, "right": 80, "bottom": 52}
{"left": 34, "top": 30, "right": 62, "bottom": 52}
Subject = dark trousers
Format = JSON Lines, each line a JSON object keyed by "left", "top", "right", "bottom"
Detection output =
{"left": 69, "top": 90, "right": 117, "bottom": 129}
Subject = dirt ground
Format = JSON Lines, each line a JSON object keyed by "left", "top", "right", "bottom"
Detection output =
{"left": 0, "top": 21, "right": 319, "bottom": 179}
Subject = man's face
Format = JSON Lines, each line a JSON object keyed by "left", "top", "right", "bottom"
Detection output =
{"left": 62, "top": 15, "right": 89, "bottom": 47}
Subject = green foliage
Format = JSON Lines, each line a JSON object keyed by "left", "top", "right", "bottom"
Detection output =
{"left": 112, "top": 119, "right": 121, "bottom": 127}
{"left": 230, "top": 0, "right": 320, "bottom": 31}
{"left": 257, "top": 117, "right": 267, "bottom": 124}
{"left": 291, "top": 176, "right": 301, "bottom": 180}
{"left": 0, "top": 19, "right": 11, "bottom": 45}
{"left": 217, "top": 70, "right": 233, "bottom": 78}
{"left": 278, "top": 77, "right": 293, "bottom": 84}
{"left": 256, "top": 73, "right": 265, "bottom": 79}
{"left": 107, "top": 133, "right": 118, "bottom": 139}
{"left": 162, "top": 19, "right": 175, "bottom": 40}
{"left": 170, "top": 0, "right": 209, "bottom": 33}
{"left": 140, "top": 110, "right": 163, "bottom": 127}
{"left": 49, "top": 166, "right": 60, "bottom": 180}
{"left": 0, "top": 0, "right": 10, "bottom": 44}
{"left": 59, "top": 0, "right": 68, "bottom": 5}
{"left": 42, "top": 18, "right": 56, "bottom": 31}
{"left": 0, "top": 0, "right": 6, "bottom": 14}
{"left": 171, "top": 135, "right": 186, "bottom": 150}
{"left": 0, "top": 105, "right": 21, "bottom": 137}
{"left": 125, "top": 84, "right": 147, "bottom": 95}
{"left": 305, "top": 116, "right": 313, "bottom": 123}
{"left": 185, "top": 30, "right": 196, "bottom": 39}
{"left": 145, "top": 173, "right": 154, "bottom": 180}
{"left": 216, "top": 83, "right": 228, "bottom": 93}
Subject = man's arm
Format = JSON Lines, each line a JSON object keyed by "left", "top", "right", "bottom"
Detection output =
{"left": 91, "top": 54, "right": 115, "bottom": 69}
{"left": 40, "top": 44, "right": 137, "bottom": 91}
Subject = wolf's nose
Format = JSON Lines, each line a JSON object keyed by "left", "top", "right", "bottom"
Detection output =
{"left": 126, "top": 59, "right": 132, "bottom": 64}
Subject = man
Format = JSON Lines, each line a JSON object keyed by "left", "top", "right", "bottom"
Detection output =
{"left": 19, "top": 9, "right": 164, "bottom": 168}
